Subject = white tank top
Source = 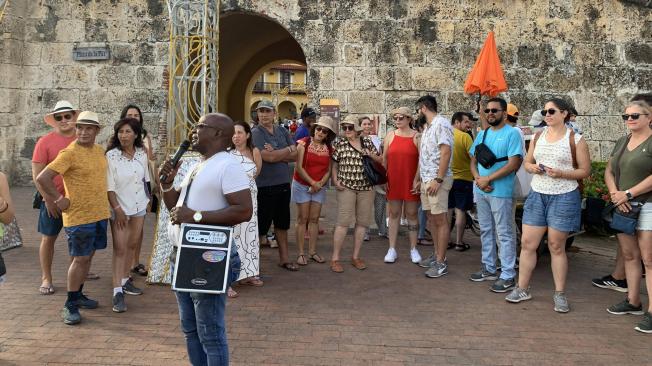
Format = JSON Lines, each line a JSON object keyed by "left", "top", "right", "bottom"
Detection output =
{"left": 531, "top": 127, "right": 582, "bottom": 195}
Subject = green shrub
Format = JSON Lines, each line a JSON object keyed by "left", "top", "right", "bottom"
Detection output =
{"left": 583, "top": 161, "right": 610, "bottom": 202}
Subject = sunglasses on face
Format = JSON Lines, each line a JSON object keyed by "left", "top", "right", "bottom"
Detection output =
{"left": 393, "top": 115, "right": 406, "bottom": 121}
{"left": 315, "top": 126, "right": 328, "bottom": 133}
{"left": 54, "top": 113, "right": 73, "bottom": 122}
{"left": 621, "top": 113, "right": 649, "bottom": 121}
{"left": 540, "top": 109, "right": 561, "bottom": 116}
{"left": 341, "top": 124, "right": 355, "bottom": 131}
{"left": 484, "top": 108, "right": 502, "bottom": 114}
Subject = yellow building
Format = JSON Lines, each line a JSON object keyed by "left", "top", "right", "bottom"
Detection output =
{"left": 246, "top": 63, "right": 308, "bottom": 122}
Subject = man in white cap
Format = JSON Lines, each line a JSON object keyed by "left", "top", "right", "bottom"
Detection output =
{"left": 36, "top": 111, "right": 111, "bottom": 325}
{"left": 32, "top": 101, "right": 78, "bottom": 295}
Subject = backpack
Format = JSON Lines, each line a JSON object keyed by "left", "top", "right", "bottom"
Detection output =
{"left": 531, "top": 129, "right": 584, "bottom": 194}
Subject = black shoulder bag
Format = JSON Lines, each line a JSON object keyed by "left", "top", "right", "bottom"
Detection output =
{"left": 358, "top": 137, "right": 387, "bottom": 185}
{"left": 601, "top": 135, "right": 642, "bottom": 235}
{"left": 474, "top": 128, "right": 508, "bottom": 169}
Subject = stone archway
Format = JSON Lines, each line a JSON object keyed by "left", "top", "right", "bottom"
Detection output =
{"left": 277, "top": 100, "right": 298, "bottom": 120}
{"left": 218, "top": 11, "right": 306, "bottom": 121}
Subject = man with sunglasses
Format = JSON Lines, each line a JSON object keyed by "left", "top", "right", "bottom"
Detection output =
{"left": 251, "top": 100, "right": 299, "bottom": 271}
{"left": 32, "top": 101, "right": 79, "bottom": 296}
{"left": 468, "top": 97, "right": 523, "bottom": 293}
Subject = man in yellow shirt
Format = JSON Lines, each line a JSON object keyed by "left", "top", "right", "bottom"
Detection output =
{"left": 37, "top": 111, "right": 110, "bottom": 325}
{"left": 448, "top": 112, "right": 474, "bottom": 251}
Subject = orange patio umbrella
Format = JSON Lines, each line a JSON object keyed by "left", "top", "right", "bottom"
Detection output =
{"left": 464, "top": 31, "right": 508, "bottom": 97}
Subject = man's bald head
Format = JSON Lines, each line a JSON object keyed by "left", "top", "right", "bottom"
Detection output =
{"left": 202, "top": 113, "right": 235, "bottom": 140}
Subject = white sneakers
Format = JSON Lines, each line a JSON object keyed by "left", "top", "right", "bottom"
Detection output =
{"left": 384, "top": 248, "right": 397, "bottom": 263}
{"left": 410, "top": 248, "right": 422, "bottom": 263}
{"left": 384, "top": 247, "right": 422, "bottom": 264}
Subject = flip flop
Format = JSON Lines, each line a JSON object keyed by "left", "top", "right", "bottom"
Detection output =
{"left": 417, "top": 238, "right": 433, "bottom": 246}
{"left": 227, "top": 287, "right": 239, "bottom": 298}
{"left": 309, "top": 253, "right": 325, "bottom": 263}
{"left": 39, "top": 284, "right": 55, "bottom": 295}
{"left": 86, "top": 272, "right": 100, "bottom": 280}
{"left": 240, "top": 277, "right": 264, "bottom": 287}
{"left": 131, "top": 264, "right": 148, "bottom": 276}
{"left": 297, "top": 255, "right": 308, "bottom": 266}
{"left": 454, "top": 243, "right": 471, "bottom": 252}
{"left": 447, "top": 242, "right": 456, "bottom": 250}
{"left": 278, "top": 262, "right": 299, "bottom": 271}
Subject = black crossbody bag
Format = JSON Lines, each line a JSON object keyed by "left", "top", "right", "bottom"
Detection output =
{"left": 474, "top": 128, "right": 508, "bottom": 169}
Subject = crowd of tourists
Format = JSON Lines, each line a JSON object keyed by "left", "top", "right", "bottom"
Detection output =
{"left": 0, "top": 91, "right": 649, "bottom": 365}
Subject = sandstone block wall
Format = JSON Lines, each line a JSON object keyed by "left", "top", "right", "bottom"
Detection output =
{"left": 0, "top": 0, "right": 650, "bottom": 185}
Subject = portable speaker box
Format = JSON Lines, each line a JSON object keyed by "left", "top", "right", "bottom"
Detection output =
{"left": 171, "top": 223, "right": 233, "bottom": 294}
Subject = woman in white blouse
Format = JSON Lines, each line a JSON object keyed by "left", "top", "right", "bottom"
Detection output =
{"left": 505, "top": 98, "right": 591, "bottom": 313}
{"left": 106, "top": 118, "right": 151, "bottom": 313}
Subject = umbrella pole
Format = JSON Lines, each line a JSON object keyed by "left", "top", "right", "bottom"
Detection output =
{"left": 475, "top": 93, "right": 481, "bottom": 113}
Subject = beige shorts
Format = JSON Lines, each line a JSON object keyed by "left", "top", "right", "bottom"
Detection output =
{"left": 336, "top": 188, "right": 374, "bottom": 227}
{"left": 420, "top": 177, "right": 453, "bottom": 215}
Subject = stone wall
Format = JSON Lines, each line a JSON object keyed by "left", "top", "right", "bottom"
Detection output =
{"left": 0, "top": 0, "right": 650, "bottom": 185}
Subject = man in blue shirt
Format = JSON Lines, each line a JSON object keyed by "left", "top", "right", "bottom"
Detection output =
{"left": 468, "top": 97, "right": 523, "bottom": 293}
{"left": 293, "top": 107, "right": 317, "bottom": 142}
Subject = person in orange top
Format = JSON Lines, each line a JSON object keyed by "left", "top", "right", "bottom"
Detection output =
{"left": 383, "top": 107, "right": 422, "bottom": 264}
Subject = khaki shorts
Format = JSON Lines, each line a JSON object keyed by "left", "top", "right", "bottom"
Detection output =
{"left": 421, "top": 177, "right": 453, "bottom": 215}
{"left": 336, "top": 188, "right": 374, "bottom": 227}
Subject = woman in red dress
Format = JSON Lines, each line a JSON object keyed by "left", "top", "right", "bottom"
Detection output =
{"left": 383, "top": 107, "right": 422, "bottom": 264}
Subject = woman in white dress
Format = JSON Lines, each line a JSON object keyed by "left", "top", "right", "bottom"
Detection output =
{"left": 228, "top": 121, "right": 263, "bottom": 298}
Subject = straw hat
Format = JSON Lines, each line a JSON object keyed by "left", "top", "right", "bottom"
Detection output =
{"left": 75, "top": 111, "right": 101, "bottom": 127}
{"left": 391, "top": 106, "right": 413, "bottom": 120}
{"left": 43, "top": 100, "right": 79, "bottom": 127}
{"left": 314, "top": 116, "right": 335, "bottom": 133}
{"left": 341, "top": 114, "right": 362, "bottom": 131}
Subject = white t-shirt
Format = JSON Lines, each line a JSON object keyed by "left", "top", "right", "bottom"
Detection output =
{"left": 531, "top": 128, "right": 582, "bottom": 195}
{"left": 169, "top": 151, "right": 250, "bottom": 245}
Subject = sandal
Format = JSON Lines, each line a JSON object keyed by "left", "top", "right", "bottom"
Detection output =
{"left": 447, "top": 242, "right": 456, "bottom": 250}
{"left": 417, "top": 238, "right": 433, "bottom": 246}
{"left": 86, "top": 272, "right": 100, "bottom": 280}
{"left": 278, "top": 262, "right": 299, "bottom": 271}
{"left": 330, "top": 260, "right": 344, "bottom": 273}
{"left": 240, "top": 277, "right": 264, "bottom": 287}
{"left": 297, "top": 255, "right": 308, "bottom": 266}
{"left": 351, "top": 258, "right": 367, "bottom": 270}
{"left": 39, "top": 284, "right": 55, "bottom": 295}
{"left": 454, "top": 243, "right": 471, "bottom": 252}
{"left": 227, "top": 287, "right": 239, "bottom": 298}
{"left": 309, "top": 253, "right": 325, "bottom": 263}
{"left": 131, "top": 264, "right": 148, "bottom": 276}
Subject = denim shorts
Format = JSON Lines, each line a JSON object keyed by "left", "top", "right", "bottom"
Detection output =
{"left": 37, "top": 201, "right": 63, "bottom": 236}
{"left": 523, "top": 189, "right": 581, "bottom": 233}
{"left": 637, "top": 202, "right": 652, "bottom": 231}
{"left": 291, "top": 180, "right": 326, "bottom": 205}
{"left": 64, "top": 220, "right": 108, "bottom": 257}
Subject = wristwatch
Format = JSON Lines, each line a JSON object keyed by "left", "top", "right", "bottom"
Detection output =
{"left": 625, "top": 190, "right": 633, "bottom": 201}
{"left": 193, "top": 211, "right": 203, "bottom": 223}
{"left": 435, "top": 177, "right": 444, "bottom": 183}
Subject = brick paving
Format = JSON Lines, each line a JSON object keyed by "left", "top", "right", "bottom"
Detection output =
{"left": 0, "top": 186, "right": 650, "bottom": 365}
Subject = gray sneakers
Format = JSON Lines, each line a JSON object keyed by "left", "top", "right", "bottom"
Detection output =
{"left": 607, "top": 299, "right": 644, "bottom": 315}
{"left": 505, "top": 287, "right": 532, "bottom": 303}
{"left": 112, "top": 292, "right": 127, "bottom": 313}
{"left": 418, "top": 254, "right": 435, "bottom": 268}
{"left": 553, "top": 292, "right": 570, "bottom": 313}
{"left": 62, "top": 304, "right": 81, "bottom": 325}
{"left": 425, "top": 261, "right": 448, "bottom": 278}
{"left": 123, "top": 278, "right": 143, "bottom": 296}
{"left": 469, "top": 268, "right": 498, "bottom": 282}
{"left": 490, "top": 278, "right": 515, "bottom": 293}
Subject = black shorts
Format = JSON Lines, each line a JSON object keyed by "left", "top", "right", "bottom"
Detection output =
{"left": 257, "top": 183, "right": 291, "bottom": 234}
{"left": 448, "top": 179, "right": 474, "bottom": 211}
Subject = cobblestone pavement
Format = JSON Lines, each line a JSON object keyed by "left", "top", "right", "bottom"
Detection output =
{"left": 0, "top": 187, "right": 649, "bottom": 365}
